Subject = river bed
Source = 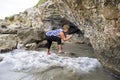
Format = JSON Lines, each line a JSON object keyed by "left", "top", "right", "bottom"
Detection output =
{"left": 0, "top": 43, "right": 118, "bottom": 80}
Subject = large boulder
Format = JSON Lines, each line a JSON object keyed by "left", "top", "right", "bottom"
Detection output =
{"left": 0, "top": 34, "right": 18, "bottom": 52}
{"left": 37, "top": 66, "right": 81, "bottom": 80}
{"left": 4, "top": 50, "right": 100, "bottom": 80}
{"left": 17, "top": 28, "right": 45, "bottom": 50}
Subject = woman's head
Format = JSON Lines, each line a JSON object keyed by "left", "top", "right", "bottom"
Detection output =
{"left": 63, "top": 25, "right": 70, "bottom": 33}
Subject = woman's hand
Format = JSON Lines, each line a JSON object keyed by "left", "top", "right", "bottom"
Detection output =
{"left": 60, "top": 32, "right": 73, "bottom": 41}
{"left": 68, "top": 35, "right": 73, "bottom": 38}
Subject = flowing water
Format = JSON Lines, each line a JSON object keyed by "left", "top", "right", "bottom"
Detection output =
{"left": 0, "top": 49, "right": 118, "bottom": 80}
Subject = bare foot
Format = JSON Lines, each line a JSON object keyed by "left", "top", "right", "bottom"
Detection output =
{"left": 58, "top": 51, "right": 64, "bottom": 54}
{"left": 47, "top": 52, "right": 51, "bottom": 55}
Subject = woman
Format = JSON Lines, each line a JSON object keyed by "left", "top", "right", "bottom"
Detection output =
{"left": 46, "top": 25, "right": 73, "bottom": 55}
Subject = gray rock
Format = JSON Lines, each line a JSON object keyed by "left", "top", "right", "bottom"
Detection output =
{"left": 0, "top": 34, "right": 18, "bottom": 52}
{"left": 0, "top": 56, "right": 3, "bottom": 62}
{"left": 17, "top": 28, "right": 45, "bottom": 49}
{"left": 25, "top": 43, "right": 38, "bottom": 50}
{"left": 37, "top": 66, "right": 81, "bottom": 80}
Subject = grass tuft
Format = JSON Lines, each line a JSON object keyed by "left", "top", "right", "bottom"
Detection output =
{"left": 35, "top": 0, "right": 47, "bottom": 7}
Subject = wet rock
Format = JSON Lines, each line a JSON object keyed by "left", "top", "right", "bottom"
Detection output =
{"left": 38, "top": 66, "right": 81, "bottom": 80}
{"left": 0, "top": 34, "right": 18, "bottom": 52}
{"left": 0, "top": 56, "right": 3, "bottom": 62}
{"left": 25, "top": 43, "right": 38, "bottom": 50}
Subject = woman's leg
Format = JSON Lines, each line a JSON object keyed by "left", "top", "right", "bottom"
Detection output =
{"left": 52, "top": 36, "right": 62, "bottom": 53}
{"left": 46, "top": 36, "right": 52, "bottom": 55}
{"left": 47, "top": 40, "right": 52, "bottom": 54}
{"left": 58, "top": 44, "right": 62, "bottom": 53}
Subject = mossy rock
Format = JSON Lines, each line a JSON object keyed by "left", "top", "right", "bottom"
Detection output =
{"left": 36, "top": 0, "right": 48, "bottom": 7}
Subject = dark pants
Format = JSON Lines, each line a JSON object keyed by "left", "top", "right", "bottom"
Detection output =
{"left": 46, "top": 35, "right": 62, "bottom": 49}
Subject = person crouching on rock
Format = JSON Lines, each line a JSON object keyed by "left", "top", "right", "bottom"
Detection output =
{"left": 46, "top": 24, "right": 73, "bottom": 55}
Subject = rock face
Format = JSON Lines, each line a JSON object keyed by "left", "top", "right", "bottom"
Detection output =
{"left": 0, "top": 7, "right": 45, "bottom": 51}
{"left": 17, "top": 28, "right": 45, "bottom": 50}
{"left": 58, "top": 0, "right": 120, "bottom": 77}
{"left": 0, "top": 0, "right": 120, "bottom": 77}
{"left": 38, "top": 0, "right": 120, "bottom": 77}
{"left": 0, "top": 34, "right": 18, "bottom": 52}
{"left": 38, "top": 67, "right": 81, "bottom": 80}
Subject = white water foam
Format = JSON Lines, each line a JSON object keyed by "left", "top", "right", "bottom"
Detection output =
{"left": 0, "top": 49, "right": 101, "bottom": 74}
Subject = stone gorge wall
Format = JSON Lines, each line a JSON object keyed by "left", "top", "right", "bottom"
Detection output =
{"left": 37, "top": 0, "right": 120, "bottom": 76}
{"left": 61, "top": 0, "right": 120, "bottom": 76}
{"left": 0, "top": 0, "right": 120, "bottom": 77}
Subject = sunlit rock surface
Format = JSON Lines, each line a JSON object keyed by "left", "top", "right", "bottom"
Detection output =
{"left": 0, "top": 34, "right": 17, "bottom": 52}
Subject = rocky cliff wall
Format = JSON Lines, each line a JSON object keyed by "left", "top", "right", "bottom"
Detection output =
{"left": 59, "top": 0, "right": 120, "bottom": 77}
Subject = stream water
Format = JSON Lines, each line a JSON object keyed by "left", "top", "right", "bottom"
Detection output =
{"left": 0, "top": 48, "right": 118, "bottom": 80}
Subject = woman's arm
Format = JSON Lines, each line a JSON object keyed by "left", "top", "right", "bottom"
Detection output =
{"left": 60, "top": 32, "right": 72, "bottom": 41}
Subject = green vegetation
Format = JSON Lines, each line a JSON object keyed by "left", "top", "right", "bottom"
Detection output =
{"left": 5, "top": 15, "right": 14, "bottom": 21}
{"left": 35, "top": 0, "right": 47, "bottom": 7}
